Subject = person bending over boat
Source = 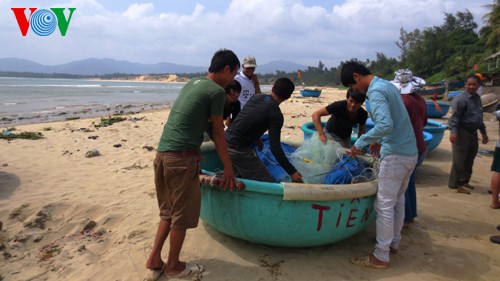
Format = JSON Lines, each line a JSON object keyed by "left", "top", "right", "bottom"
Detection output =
{"left": 341, "top": 61, "right": 417, "bottom": 269}
{"left": 225, "top": 77, "right": 303, "bottom": 183}
{"left": 146, "top": 49, "right": 239, "bottom": 279}
{"left": 311, "top": 88, "right": 367, "bottom": 148}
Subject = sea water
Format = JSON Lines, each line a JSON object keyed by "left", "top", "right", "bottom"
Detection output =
{"left": 0, "top": 77, "right": 272, "bottom": 126}
{"left": 0, "top": 77, "right": 185, "bottom": 126}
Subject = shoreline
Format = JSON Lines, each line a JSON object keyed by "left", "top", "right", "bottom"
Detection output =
{"left": 0, "top": 102, "right": 173, "bottom": 128}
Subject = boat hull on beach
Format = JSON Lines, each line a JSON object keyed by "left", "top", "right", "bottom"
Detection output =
{"left": 199, "top": 142, "right": 377, "bottom": 248}
{"left": 299, "top": 89, "right": 322, "bottom": 97}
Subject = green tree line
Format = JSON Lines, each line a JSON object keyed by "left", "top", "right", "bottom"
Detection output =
{"left": 260, "top": 1, "right": 499, "bottom": 87}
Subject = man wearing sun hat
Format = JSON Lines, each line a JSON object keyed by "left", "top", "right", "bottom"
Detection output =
{"left": 234, "top": 56, "right": 262, "bottom": 109}
{"left": 391, "top": 69, "right": 428, "bottom": 227}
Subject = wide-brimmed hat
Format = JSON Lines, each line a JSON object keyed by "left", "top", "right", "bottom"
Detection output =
{"left": 242, "top": 56, "right": 257, "bottom": 68}
{"left": 391, "top": 69, "right": 425, "bottom": 94}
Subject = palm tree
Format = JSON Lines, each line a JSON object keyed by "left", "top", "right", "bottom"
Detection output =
{"left": 480, "top": 0, "right": 500, "bottom": 51}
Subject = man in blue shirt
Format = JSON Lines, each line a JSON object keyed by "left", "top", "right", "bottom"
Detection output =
{"left": 341, "top": 61, "right": 417, "bottom": 269}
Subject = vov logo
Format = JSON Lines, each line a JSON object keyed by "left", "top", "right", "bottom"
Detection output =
{"left": 11, "top": 8, "right": 76, "bottom": 36}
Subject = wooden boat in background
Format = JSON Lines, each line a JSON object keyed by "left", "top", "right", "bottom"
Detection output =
{"left": 415, "top": 86, "right": 446, "bottom": 96}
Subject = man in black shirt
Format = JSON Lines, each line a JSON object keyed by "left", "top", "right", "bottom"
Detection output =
{"left": 225, "top": 78, "right": 303, "bottom": 183}
{"left": 312, "top": 89, "right": 367, "bottom": 148}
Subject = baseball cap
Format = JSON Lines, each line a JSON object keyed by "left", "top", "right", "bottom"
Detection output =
{"left": 243, "top": 56, "right": 257, "bottom": 68}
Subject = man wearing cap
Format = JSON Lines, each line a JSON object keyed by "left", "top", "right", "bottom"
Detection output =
{"left": 391, "top": 69, "right": 428, "bottom": 226}
{"left": 235, "top": 56, "right": 262, "bottom": 109}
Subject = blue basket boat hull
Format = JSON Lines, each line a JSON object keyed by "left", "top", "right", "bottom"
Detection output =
{"left": 300, "top": 89, "right": 322, "bottom": 97}
{"left": 200, "top": 142, "right": 377, "bottom": 248}
{"left": 426, "top": 101, "right": 450, "bottom": 118}
{"left": 364, "top": 118, "right": 445, "bottom": 153}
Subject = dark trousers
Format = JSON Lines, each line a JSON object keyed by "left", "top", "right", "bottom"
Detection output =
{"left": 448, "top": 128, "right": 478, "bottom": 188}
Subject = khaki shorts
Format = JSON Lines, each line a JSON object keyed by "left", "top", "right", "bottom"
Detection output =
{"left": 154, "top": 150, "right": 201, "bottom": 231}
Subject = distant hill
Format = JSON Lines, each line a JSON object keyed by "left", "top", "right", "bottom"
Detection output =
{"left": 0, "top": 58, "right": 307, "bottom": 75}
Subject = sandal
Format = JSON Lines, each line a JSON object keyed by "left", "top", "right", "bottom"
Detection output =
{"left": 166, "top": 263, "right": 204, "bottom": 278}
{"left": 350, "top": 255, "right": 388, "bottom": 269}
{"left": 144, "top": 263, "right": 164, "bottom": 281}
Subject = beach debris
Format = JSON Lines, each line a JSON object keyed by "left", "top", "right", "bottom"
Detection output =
{"left": 24, "top": 209, "right": 51, "bottom": 229}
{"left": 82, "top": 220, "right": 97, "bottom": 234}
{"left": 478, "top": 149, "right": 494, "bottom": 156}
{"left": 123, "top": 161, "right": 148, "bottom": 170}
{"left": 0, "top": 220, "right": 2, "bottom": 231}
{"left": 1, "top": 164, "right": 7, "bottom": 167}
{"left": 113, "top": 144, "right": 122, "bottom": 148}
{"left": 62, "top": 150, "right": 72, "bottom": 156}
{"left": 85, "top": 149, "right": 100, "bottom": 158}
{"left": 14, "top": 233, "right": 31, "bottom": 243}
{"left": 88, "top": 135, "right": 99, "bottom": 140}
{"left": 79, "top": 128, "right": 93, "bottom": 133}
{"left": 142, "top": 145, "right": 155, "bottom": 152}
{"left": 9, "top": 204, "right": 30, "bottom": 220}
{"left": 258, "top": 254, "right": 284, "bottom": 280}
{"left": 0, "top": 131, "right": 43, "bottom": 140}
{"left": 93, "top": 116, "right": 127, "bottom": 128}
{"left": 38, "top": 225, "right": 106, "bottom": 261}
{"left": 129, "top": 117, "right": 144, "bottom": 122}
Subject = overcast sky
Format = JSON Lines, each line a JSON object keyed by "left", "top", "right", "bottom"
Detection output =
{"left": 0, "top": 0, "right": 493, "bottom": 68}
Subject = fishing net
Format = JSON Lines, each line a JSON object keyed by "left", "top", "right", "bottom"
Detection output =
{"left": 322, "top": 155, "right": 377, "bottom": 184}
{"left": 256, "top": 133, "right": 378, "bottom": 184}
{"left": 289, "top": 133, "right": 344, "bottom": 184}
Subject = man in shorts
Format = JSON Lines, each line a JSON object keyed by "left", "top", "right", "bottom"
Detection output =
{"left": 145, "top": 49, "right": 239, "bottom": 279}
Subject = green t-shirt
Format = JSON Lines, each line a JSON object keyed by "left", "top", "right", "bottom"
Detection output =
{"left": 158, "top": 77, "right": 225, "bottom": 151}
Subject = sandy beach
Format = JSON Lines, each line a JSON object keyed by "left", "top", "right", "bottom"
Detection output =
{"left": 1, "top": 87, "right": 500, "bottom": 281}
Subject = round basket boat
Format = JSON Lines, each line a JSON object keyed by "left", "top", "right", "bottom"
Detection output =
{"left": 447, "top": 90, "right": 461, "bottom": 100}
{"left": 423, "top": 120, "right": 447, "bottom": 152}
{"left": 363, "top": 118, "right": 444, "bottom": 153}
{"left": 426, "top": 101, "right": 450, "bottom": 118}
{"left": 299, "top": 89, "right": 322, "bottom": 97}
{"left": 199, "top": 142, "right": 377, "bottom": 248}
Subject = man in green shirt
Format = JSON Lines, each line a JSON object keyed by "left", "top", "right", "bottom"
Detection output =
{"left": 145, "top": 49, "right": 239, "bottom": 279}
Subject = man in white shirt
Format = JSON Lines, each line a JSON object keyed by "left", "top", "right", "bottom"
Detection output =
{"left": 234, "top": 56, "right": 262, "bottom": 109}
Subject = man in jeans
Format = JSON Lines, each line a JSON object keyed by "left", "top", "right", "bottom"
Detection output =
{"left": 341, "top": 61, "right": 417, "bottom": 269}
{"left": 145, "top": 49, "right": 239, "bottom": 280}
